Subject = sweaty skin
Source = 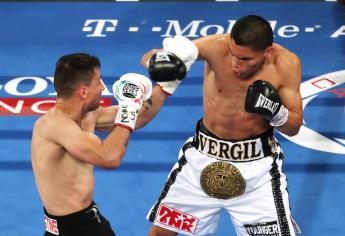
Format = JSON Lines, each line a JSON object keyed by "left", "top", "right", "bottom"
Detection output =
{"left": 194, "top": 34, "right": 303, "bottom": 139}
{"left": 32, "top": 69, "right": 119, "bottom": 216}
{"left": 141, "top": 33, "right": 304, "bottom": 236}
{"left": 31, "top": 68, "right": 155, "bottom": 216}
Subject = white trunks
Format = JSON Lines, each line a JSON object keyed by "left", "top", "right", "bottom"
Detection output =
{"left": 147, "top": 119, "right": 300, "bottom": 236}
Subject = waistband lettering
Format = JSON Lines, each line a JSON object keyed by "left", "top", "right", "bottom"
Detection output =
{"left": 208, "top": 138, "right": 218, "bottom": 156}
{"left": 199, "top": 133, "right": 207, "bottom": 152}
{"left": 251, "top": 141, "right": 262, "bottom": 159}
{"left": 219, "top": 141, "right": 230, "bottom": 159}
{"left": 230, "top": 143, "right": 242, "bottom": 160}
{"left": 197, "top": 133, "right": 264, "bottom": 161}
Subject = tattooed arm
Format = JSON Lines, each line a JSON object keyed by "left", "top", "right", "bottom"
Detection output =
{"left": 135, "top": 85, "right": 169, "bottom": 129}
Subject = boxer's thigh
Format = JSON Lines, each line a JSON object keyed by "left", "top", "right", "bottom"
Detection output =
{"left": 225, "top": 164, "right": 297, "bottom": 236}
{"left": 148, "top": 147, "right": 224, "bottom": 235}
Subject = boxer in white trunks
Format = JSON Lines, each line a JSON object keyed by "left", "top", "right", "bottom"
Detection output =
{"left": 140, "top": 15, "right": 303, "bottom": 236}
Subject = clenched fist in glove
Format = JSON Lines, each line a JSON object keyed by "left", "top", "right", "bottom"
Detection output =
{"left": 245, "top": 80, "right": 289, "bottom": 127}
{"left": 148, "top": 35, "right": 199, "bottom": 95}
{"left": 113, "top": 73, "right": 152, "bottom": 131}
{"left": 162, "top": 35, "right": 198, "bottom": 72}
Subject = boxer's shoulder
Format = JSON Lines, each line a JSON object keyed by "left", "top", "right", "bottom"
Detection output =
{"left": 195, "top": 34, "right": 228, "bottom": 48}
{"left": 195, "top": 34, "right": 229, "bottom": 60}
{"left": 273, "top": 44, "right": 300, "bottom": 65}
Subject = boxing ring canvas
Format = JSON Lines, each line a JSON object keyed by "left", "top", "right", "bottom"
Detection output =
{"left": 0, "top": 2, "right": 344, "bottom": 235}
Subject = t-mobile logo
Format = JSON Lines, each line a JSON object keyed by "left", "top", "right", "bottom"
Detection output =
{"left": 82, "top": 19, "right": 118, "bottom": 37}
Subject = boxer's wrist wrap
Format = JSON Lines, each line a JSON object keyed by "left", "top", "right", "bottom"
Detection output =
{"left": 157, "top": 80, "right": 181, "bottom": 95}
{"left": 270, "top": 105, "right": 289, "bottom": 127}
{"left": 114, "top": 103, "right": 140, "bottom": 131}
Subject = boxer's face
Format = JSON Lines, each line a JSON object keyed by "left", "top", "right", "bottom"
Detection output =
{"left": 228, "top": 38, "right": 269, "bottom": 79}
{"left": 84, "top": 68, "right": 105, "bottom": 111}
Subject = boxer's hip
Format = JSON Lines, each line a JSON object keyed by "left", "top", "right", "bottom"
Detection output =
{"left": 44, "top": 201, "right": 115, "bottom": 236}
{"left": 186, "top": 119, "right": 284, "bottom": 198}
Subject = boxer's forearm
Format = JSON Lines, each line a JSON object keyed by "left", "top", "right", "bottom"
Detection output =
{"left": 275, "top": 110, "right": 303, "bottom": 136}
{"left": 141, "top": 49, "right": 160, "bottom": 68}
{"left": 135, "top": 85, "right": 168, "bottom": 128}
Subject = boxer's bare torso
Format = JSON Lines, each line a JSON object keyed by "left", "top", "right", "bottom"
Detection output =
{"left": 194, "top": 34, "right": 303, "bottom": 139}
{"left": 31, "top": 104, "right": 117, "bottom": 215}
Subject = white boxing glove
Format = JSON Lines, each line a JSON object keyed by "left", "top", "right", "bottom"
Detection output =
{"left": 157, "top": 79, "right": 181, "bottom": 96}
{"left": 162, "top": 35, "right": 199, "bottom": 72}
{"left": 113, "top": 73, "right": 152, "bottom": 131}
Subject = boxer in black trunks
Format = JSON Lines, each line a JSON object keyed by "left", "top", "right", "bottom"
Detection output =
{"left": 44, "top": 202, "right": 113, "bottom": 236}
{"left": 31, "top": 53, "right": 153, "bottom": 235}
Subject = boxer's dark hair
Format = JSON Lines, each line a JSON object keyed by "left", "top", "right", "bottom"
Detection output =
{"left": 54, "top": 53, "right": 101, "bottom": 98}
{"left": 231, "top": 15, "right": 273, "bottom": 51}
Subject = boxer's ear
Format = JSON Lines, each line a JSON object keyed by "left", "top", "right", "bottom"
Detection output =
{"left": 264, "top": 46, "right": 274, "bottom": 58}
{"left": 79, "top": 86, "right": 88, "bottom": 99}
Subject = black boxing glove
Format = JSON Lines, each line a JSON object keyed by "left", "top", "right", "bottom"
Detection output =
{"left": 148, "top": 35, "right": 198, "bottom": 95}
{"left": 148, "top": 51, "right": 186, "bottom": 95}
{"left": 148, "top": 51, "right": 187, "bottom": 82}
{"left": 245, "top": 80, "right": 289, "bottom": 127}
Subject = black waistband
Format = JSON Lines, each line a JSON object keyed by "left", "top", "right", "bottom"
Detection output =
{"left": 198, "top": 119, "right": 274, "bottom": 142}
{"left": 44, "top": 201, "right": 99, "bottom": 224}
{"left": 193, "top": 119, "right": 278, "bottom": 162}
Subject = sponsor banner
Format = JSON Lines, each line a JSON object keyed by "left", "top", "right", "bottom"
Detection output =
{"left": 0, "top": 3, "right": 343, "bottom": 77}
{"left": 0, "top": 98, "right": 113, "bottom": 116}
{"left": 0, "top": 76, "right": 114, "bottom": 115}
{"left": 0, "top": 76, "right": 113, "bottom": 98}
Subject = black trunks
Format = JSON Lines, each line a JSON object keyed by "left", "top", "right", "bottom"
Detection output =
{"left": 44, "top": 201, "right": 115, "bottom": 236}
